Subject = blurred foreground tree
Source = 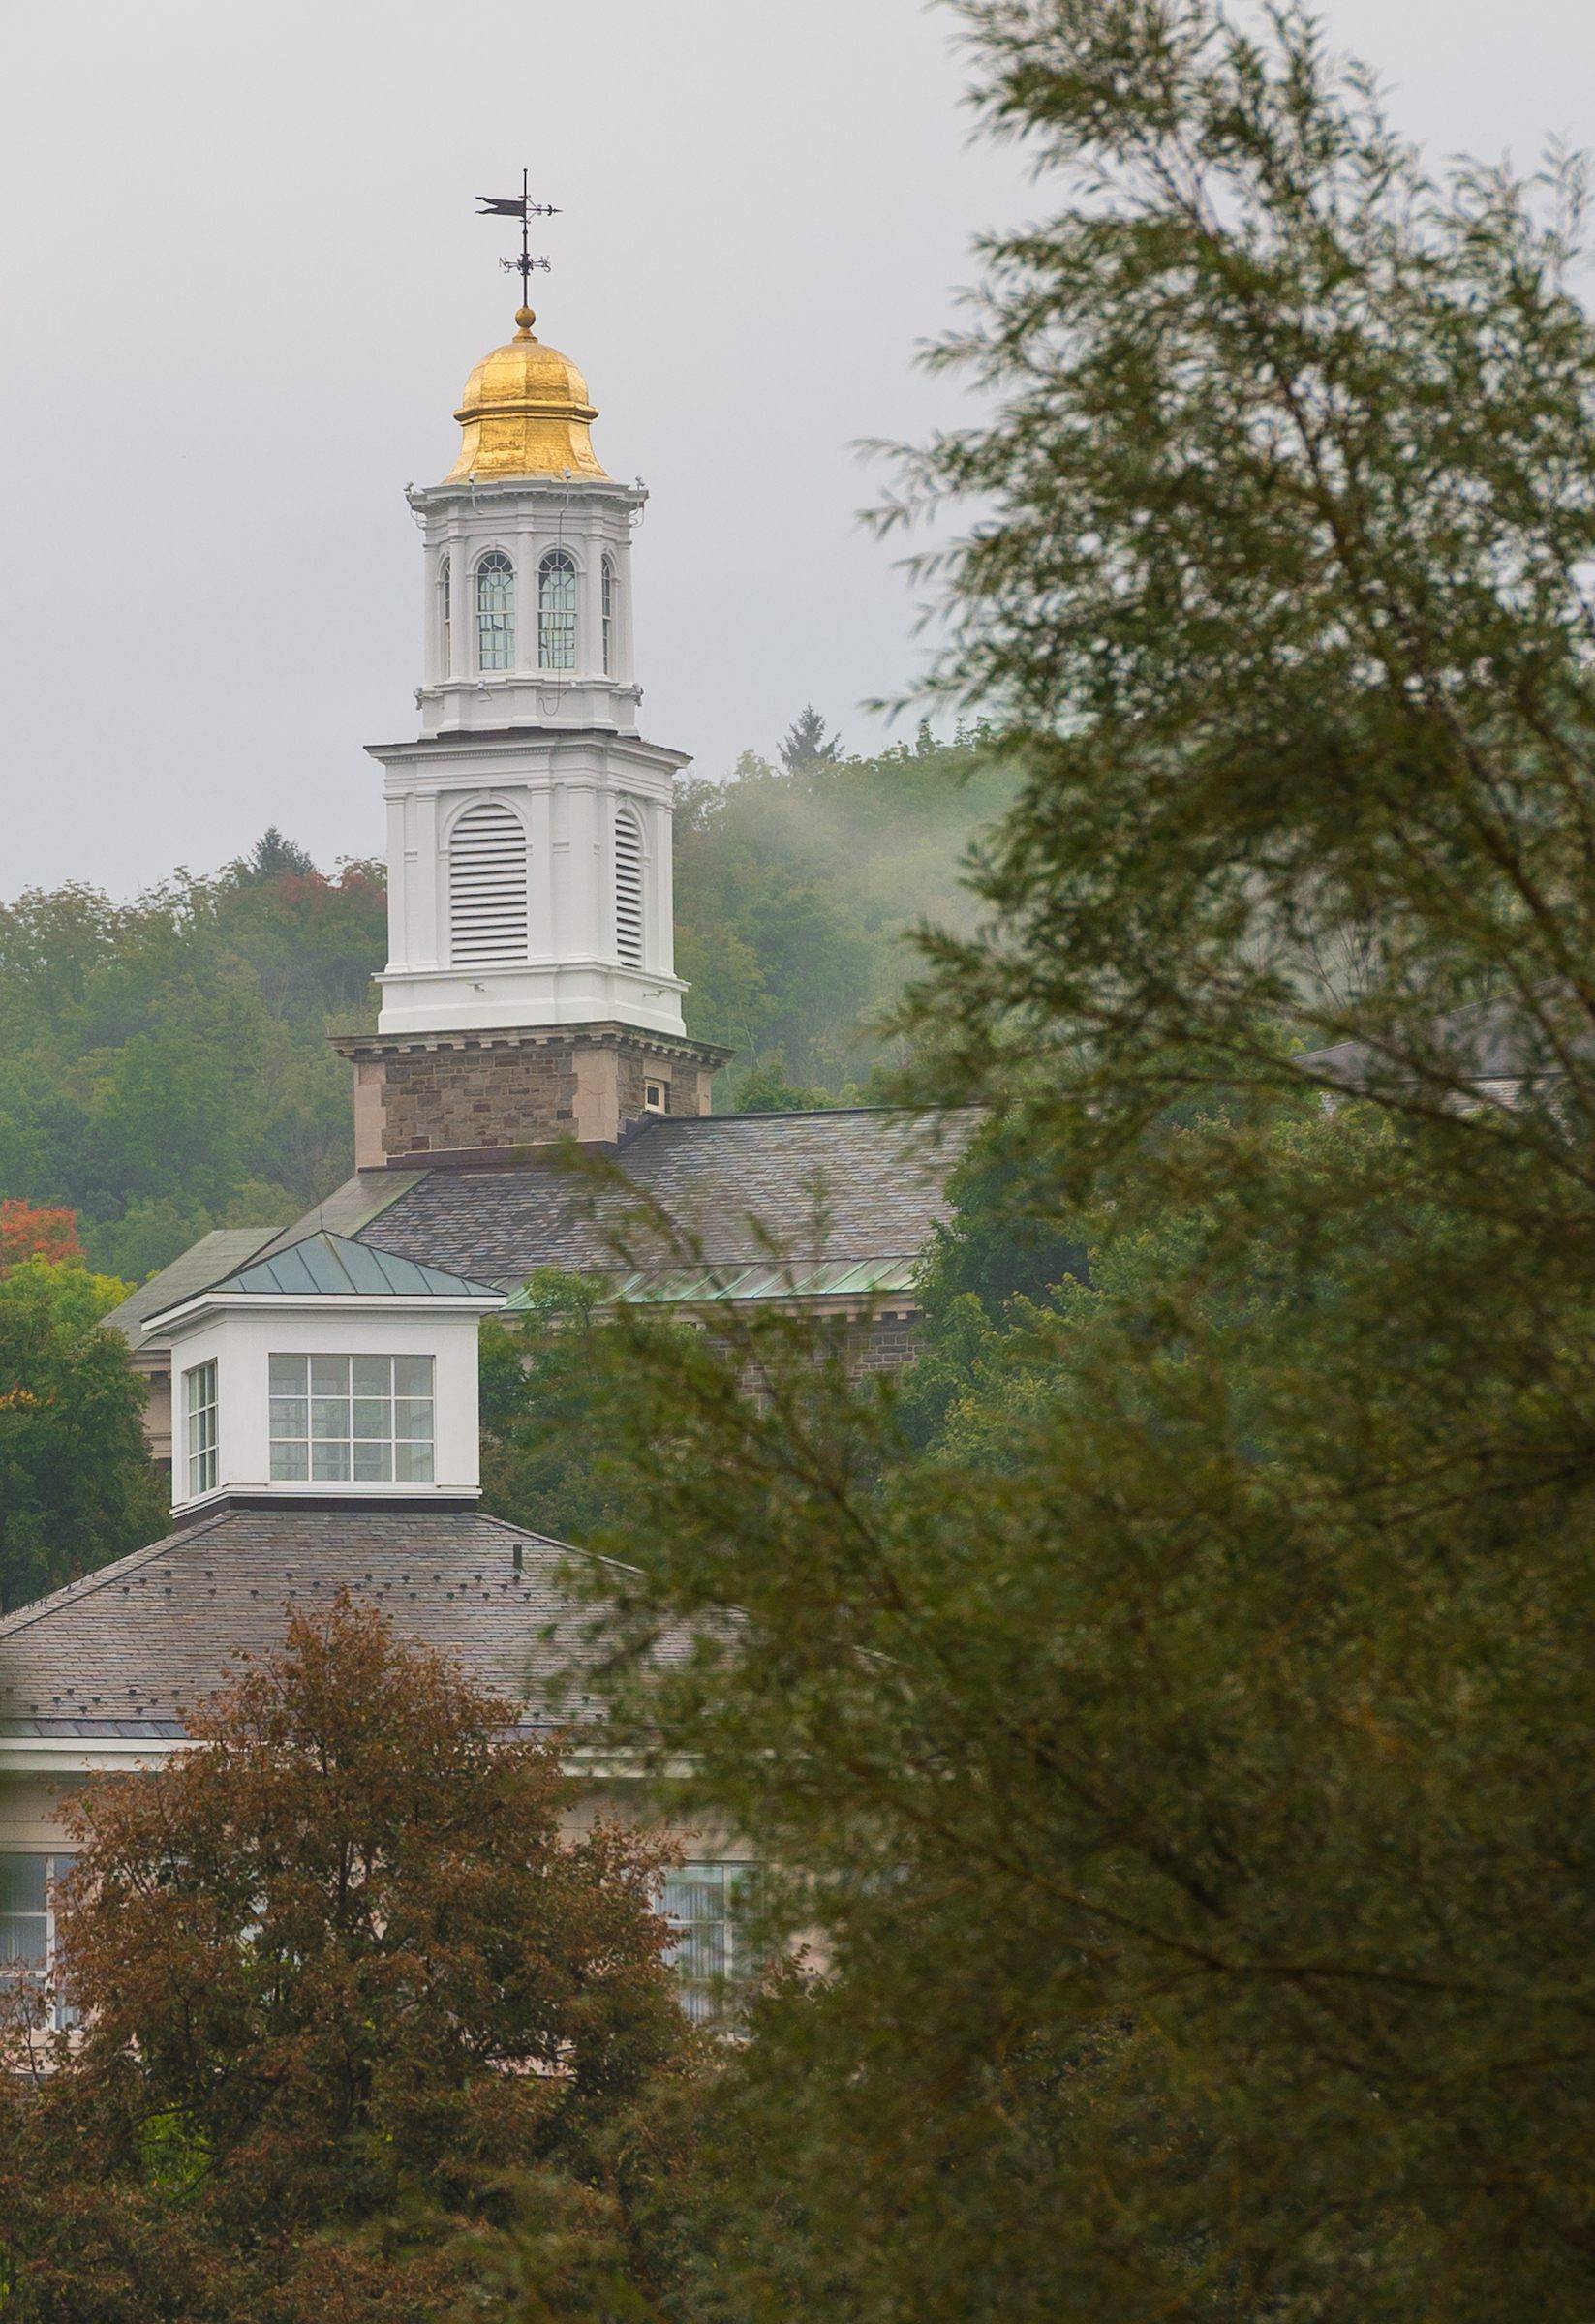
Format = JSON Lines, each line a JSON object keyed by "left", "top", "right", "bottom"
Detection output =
{"left": 0, "top": 1598, "right": 698, "bottom": 2323}
{"left": 551, "top": 4, "right": 1595, "bottom": 2314}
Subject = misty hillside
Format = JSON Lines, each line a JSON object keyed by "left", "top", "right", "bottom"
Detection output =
{"left": 0, "top": 729, "right": 1010, "bottom": 1283}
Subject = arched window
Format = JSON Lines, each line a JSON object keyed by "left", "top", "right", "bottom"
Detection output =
{"left": 475, "top": 551, "right": 515, "bottom": 672}
{"left": 438, "top": 555, "right": 451, "bottom": 674}
{"left": 537, "top": 548, "right": 577, "bottom": 672}
{"left": 448, "top": 801, "right": 528, "bottom": 965}
{"left": 600, "top": 556, "right": 616, "bottom": 676}
{"left": 614, "top": 807, "right": 645, "bottom": 967}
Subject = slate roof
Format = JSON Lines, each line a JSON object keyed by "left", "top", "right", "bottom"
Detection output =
{"left": 1300, "top": 994, "right": 1590, "bottom": 1093}
{"left": 0, "top": 1507, "right": 646, "bottom": 1742}
{"left": 102, "top": 1229, "right": 282, "bottom": 1350}
{"left": 333, "top": 1106, "right": 980, "bottom": 1291}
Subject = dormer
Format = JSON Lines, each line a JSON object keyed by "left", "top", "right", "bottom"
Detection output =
{"left": 142, "top": 1232, "right": 505, "bottom": 1520}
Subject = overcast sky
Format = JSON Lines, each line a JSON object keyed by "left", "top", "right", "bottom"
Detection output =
{"left": 3, "top": 0, "right": 1594, "bottom": 898}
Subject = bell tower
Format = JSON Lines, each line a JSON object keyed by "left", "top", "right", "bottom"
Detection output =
{"left": 336, "top": 260, "right": 728, "bottom": 1164}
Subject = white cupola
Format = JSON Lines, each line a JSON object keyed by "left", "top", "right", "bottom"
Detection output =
{"left": 142, "top": 1233, "right": 505, "bottom": 1518}
{"left": 373, "top": 302, "right": 689, "bottom": 1044}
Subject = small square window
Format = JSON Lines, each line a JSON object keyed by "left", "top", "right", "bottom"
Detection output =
{"left": 644, "top": 1080, "right": 666, "bottom": 1113}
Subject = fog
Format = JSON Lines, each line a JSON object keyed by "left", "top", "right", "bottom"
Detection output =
{"left": 2, "top": 0, "right": 1592, "bottom": 895}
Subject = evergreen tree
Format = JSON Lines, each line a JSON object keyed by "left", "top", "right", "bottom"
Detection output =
{"left": 232, "top": 824, "right": 317, "bottom": 882}
{"left": 777, "top": 704, "right": 844, "bottom": 772}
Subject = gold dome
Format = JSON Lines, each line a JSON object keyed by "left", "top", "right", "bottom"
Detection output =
{"left": 444, "top": 307, "right": 608, "bottom": 483}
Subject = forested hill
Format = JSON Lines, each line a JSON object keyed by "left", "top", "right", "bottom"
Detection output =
{"left": 0, "top": 726, "right": 1009, "bottom": 1283}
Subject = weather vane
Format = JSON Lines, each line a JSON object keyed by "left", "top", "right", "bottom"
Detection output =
{"left": 476, "top": 169, "right": 561, "bottom": 308}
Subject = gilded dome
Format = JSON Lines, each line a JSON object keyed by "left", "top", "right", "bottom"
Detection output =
{"left": 444, "top": 307, "right": 608, "bottom": 483}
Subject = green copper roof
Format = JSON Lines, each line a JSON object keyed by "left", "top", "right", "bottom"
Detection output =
{"left": 504, "top": 1255, "right": 921, "bottom": 1311}
{"left": 210, "top": 1231, "right": 501, "bottom": 1302}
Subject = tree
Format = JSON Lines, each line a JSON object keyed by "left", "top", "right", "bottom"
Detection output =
{"left": 0, "top": 1596, "right": 698, "bottom": 2323}
{"left": 777, "top": 705, "right": 844, "bottom": 773}
{"left": 730, "top": 1055, "right": 841, "bottom": 1113}
{"left": 230, "top": 824, "right": 318, "bottom": 882}
{"left": 0, "top": 1197, "right": 82, "bottom": 1273}
{"left": 540, "top": 7, "right": 1595, "bottom": 2314}
{"left": 0, "top": 1258, "right": 167, "bottom": 1611}
{"left": 479, "top": 1271, "right": 641, "bottom": 1546}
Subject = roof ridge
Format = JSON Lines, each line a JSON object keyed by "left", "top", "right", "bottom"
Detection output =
{"left": 473, "top": 1509, "right": 643, "bottom": 1586}
{"left": 0, "top": 1512, "right": 232, "bottom": 1642}
{"left": 650, "top": 1101, "right": 979, "bottom": 1126}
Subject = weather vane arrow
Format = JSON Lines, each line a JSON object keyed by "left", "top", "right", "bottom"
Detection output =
{"left": 476, "top": 170, "right": 562, "bottom": 304}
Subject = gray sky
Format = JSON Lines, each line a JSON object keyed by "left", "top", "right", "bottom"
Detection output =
{"left": 3, "top": 0, "right": 1594, "bottom": 898}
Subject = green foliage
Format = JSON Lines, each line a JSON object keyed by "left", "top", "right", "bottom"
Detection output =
{"left": 0, "top": 1258, "right": 168, "bottom": 1609}
{"left": 516, "top": 6, "right": 1595, "bottom": 2313}
{"left": 778, "top": 703, "right": 845, "bottom": 773}
{"left": 479, "top": 1273, "right": 639, "bottom": 1545}
{"left": 674, "top": 727, "right": 1015, "bottom": 1088}
{"left": 1, "top": 746, "right": 1009, "bottom": 1283}
{"left": 0, "top": 849, "right": 386, "bottom": 1280}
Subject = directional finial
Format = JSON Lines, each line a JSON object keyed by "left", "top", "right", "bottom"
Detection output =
{"left": 475, "top": 169, "right": 562, "bottom": 323}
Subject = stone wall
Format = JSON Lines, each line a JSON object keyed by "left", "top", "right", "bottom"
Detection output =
{"left": 381, "top": 1040, "right": 579, "bottom": 1156}
{"left": 332, "top": 1023, "right": 729, "bottom": 1166}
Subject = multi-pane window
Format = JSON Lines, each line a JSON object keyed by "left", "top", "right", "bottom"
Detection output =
{"left": 268, "top": 1355, "right": 435, "bottom": 1484}
{"left": 438, "top": 554, "right": 452, "bottom": 674}
{"left": 184, "top": 1360, "right": 218, "bottom": 1499}
{"left": 1, "top": 1852, "right": 78, "bottom": 2031}
{"left": 600, "top": 555, "right": 616, "bottom": 675}
{"left": 475, "top": 550, "right": 515, "bottom": 671}
{"left": 660, "top": 1862, "right": 762, "bottom": 2026}
{"left": 537, "top": 548, "right": 577, "bottom": 671}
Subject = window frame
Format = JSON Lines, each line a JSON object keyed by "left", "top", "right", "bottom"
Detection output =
{"left": 267, "top": 1353, "right": 436, "bottom": 1485}
{"left": 475, "top": 549, "right": 516, "bottom": 673}
{"left": 0, "top": 1850, "right": 79, "bottom": 2032}
{"left": 537, "top": 547, "right": 579, "bottom": 672}
{"left": 438, "top": 552, "right": 452, "bottom": 675}
{"left": 600, "top": 554, "right": 616, "bottom": 676}
{"left": 659, "top": 1860, "right": 763, "bottom": 2026}
{"left": 184, "top": 1359, "right": 218, "bottom": 1499}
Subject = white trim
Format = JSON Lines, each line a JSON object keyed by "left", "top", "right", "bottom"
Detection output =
{"left": 0, "top": 1735, "right": 664, "bottom": 1779}
{"left": 143, "top": 1290, "right": 504, "bottom": 1338}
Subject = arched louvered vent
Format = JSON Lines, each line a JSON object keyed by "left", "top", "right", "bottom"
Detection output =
{"left": 615, "top": 810, "right": 645, "bottom": 967}
{"left": 449, "top": 802, "right": 528, "bottom": 966}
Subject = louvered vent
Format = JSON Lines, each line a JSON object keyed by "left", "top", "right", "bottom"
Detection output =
{"left": 615, "top": 810, "right": 645, "bottom": 967}
{"left": 448, "top": 802, "right": 528, "bottom": 966}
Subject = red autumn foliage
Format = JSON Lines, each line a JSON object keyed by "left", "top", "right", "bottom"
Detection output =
{"left": 0, "top": 1197, "right": 83, "bottom": 1274}
{"left": 0, "top": 1596, "right": 701, "bottom": 2321}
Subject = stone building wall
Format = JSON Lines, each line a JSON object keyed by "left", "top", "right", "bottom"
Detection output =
{"left": 333, "top": 1023, "right": 727, "bottom": 1166}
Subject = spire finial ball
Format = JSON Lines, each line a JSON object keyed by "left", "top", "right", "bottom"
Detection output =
{"left": 515, "top": 305, "right": 537, "bottom": 337}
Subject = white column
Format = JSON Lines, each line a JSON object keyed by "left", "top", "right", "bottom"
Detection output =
{"left": 512, "top": 535, "right": 534, "bottom": 677}
{"left": 651, "top": 794, "right": 675, "bottom": 977}
{"left": 528, "top": 782, "right": 554, "bottom": 961}
{"left": 559, "top": 780, "right": 601, "bottom": 963}
{"left": 445, "top": 535, "right": 462, "bottom": 682}
{"left": 576, "top": 514, "right": 599, "bottom": 677}
{"left": 384, "top": 796, "right": 408, "bottom": 969}
{"left": 414, "top": 792, "right": 443, "bottom": 969}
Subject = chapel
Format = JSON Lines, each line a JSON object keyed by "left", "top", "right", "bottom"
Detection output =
{"left": 0, "top": 288, "right": 972, "bottom": 2008}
